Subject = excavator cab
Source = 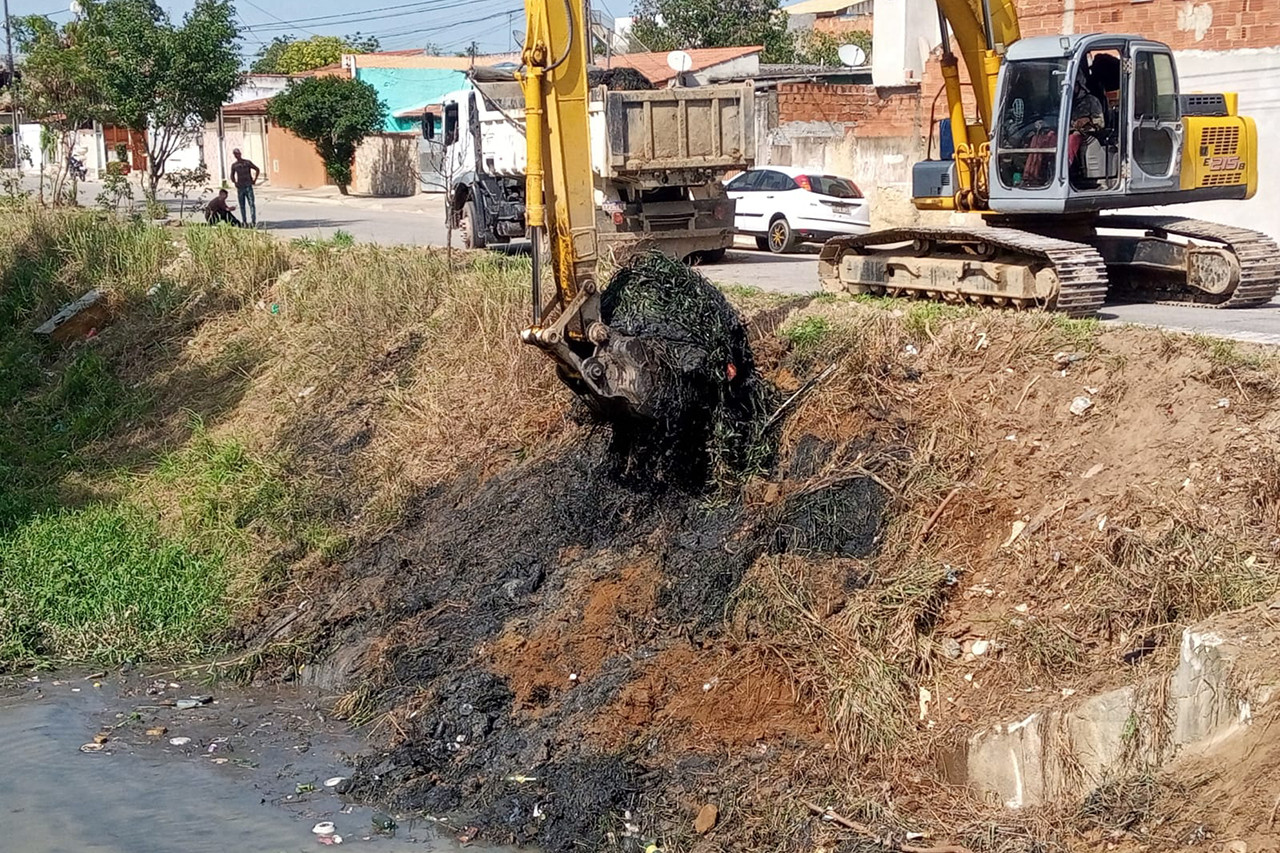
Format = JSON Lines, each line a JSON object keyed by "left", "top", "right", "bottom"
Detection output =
{"left": 987, "top": 34, "right": 1251, "bottom": 214}
{"left": 991, "top": 36, "right": 1173, "bottom": 211}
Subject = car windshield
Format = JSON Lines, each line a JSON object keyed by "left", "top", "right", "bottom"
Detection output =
{"left": 806, "top": 176, "right": 861, "bottom": 198}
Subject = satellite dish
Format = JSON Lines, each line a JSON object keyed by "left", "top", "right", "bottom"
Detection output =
{"left": 838, "top": 43, "right": 868, "bottom": 67}
{"left": 666, "top": 50, "right": 693, "bottom": 73}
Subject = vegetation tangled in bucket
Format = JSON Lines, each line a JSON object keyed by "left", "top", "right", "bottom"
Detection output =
{"left": 600, "top": 251, "right": 778, "bottom": 484}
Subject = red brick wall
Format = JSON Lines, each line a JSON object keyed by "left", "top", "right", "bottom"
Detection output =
{"left": 815, "top": 14, "right": 874, "bottom": 36}
{"left": 1016, "top": 0, "right": 1280, "bottom": 50}
{"left": 778, "top": 83, "right": 923, "bottom": 137}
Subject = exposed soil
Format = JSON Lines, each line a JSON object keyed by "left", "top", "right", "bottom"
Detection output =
{"left": 234, "top": 296, "right": 1280, "bottom": 852}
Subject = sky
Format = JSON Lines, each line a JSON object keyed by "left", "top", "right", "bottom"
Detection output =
{"left": 5, "top": 0, "right": 637, "bottom": 62}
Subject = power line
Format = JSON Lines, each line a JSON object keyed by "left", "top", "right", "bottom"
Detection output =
{"left": 239, "top": 0, "right": 322, "bottom": 36}
{"left": 351, "top": 7, "right": 521, "bottom": 42}
{"left": 241, "top": 0, "right": 482, "bottom": 33}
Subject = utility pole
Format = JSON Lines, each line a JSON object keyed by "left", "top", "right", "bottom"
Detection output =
{"left": 3, "top": 0, "right": 19, "bottom": 170}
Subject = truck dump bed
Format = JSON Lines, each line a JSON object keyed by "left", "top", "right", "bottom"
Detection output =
{"left": 601, "top": 85, "right": 755, "bottom": 184}
{"left": 470, "top": 81, "right": 754, "bottom": 185}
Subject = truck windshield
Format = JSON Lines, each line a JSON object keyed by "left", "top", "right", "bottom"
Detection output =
{"left": 996, "top": 59, "right": 1068, "bottom": 190}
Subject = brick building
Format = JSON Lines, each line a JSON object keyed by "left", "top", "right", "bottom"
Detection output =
{"left": 770, "top": 0, "right": 1280, "bottom": 234}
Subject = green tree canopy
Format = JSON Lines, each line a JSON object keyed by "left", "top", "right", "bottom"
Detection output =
{"left": 630, "top": 0, "right": 870, "bottom": 65}
{"left": 12, "top": 14, "right": 104, "bottom": 200}
{"left": 82, "top": 0, "right": 241, "bottom": 197}
{"left": 630, "top": 0, "right": 793, "bottom": 63}
{"left": 251, "top": 33, "right": 381, "bottom": 74}
{"left": 267, "top": 75, "right": 386, "bottom": 194}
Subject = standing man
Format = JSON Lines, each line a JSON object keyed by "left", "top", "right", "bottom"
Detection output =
{"left": 230, "top": 148, "right": 261, "bottom": 227}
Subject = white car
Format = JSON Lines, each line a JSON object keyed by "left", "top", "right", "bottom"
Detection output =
{"left": 724, "top": 166, "right": 871, "bottom": 253}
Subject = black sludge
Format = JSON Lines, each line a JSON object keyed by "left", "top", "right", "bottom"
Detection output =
{"left": 598, "top": 251, "right": 777, "bottom": 485}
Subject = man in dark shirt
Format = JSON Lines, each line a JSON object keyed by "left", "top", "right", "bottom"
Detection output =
{"left": 230, "top": 148, "right": 261, "bottom": 226}
{"left": 204, "top": 189, "right": 241, "bottom": 225}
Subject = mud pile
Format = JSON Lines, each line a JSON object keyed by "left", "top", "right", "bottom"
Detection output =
{"left": 598, "top": 251, "right": 777, "bottom": 485}
{"left": 244, "top": 296, "right": 1280, "bottom": 853}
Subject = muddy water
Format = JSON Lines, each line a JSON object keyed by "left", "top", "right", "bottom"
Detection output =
{"left": 0, "top": 675, "right": 520, "bottom": 853}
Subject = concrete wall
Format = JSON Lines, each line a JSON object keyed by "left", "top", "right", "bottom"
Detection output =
{"left": 351, "top": 133, "right": 418, "bottom": 197}
{"left": 871, "top": 0, "right": 939, "bottom": 86}
{"left": 353, "top": 66, "right": 469, "bottom": 133}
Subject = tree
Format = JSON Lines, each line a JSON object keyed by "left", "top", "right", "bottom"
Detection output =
{"left": 791, "top": 28, "right": 871, "bottom": 66}
{"left": 630, "top": 0, "right": 793, "bottom": 63}
{"left": 12, "top": 14, "right": 104, "bottom": 204}
{"left": 250, "top": 33, "right": 382, "bottom": 74}
{"left": 83, "top": 0, "right": 241, "bottom": 199}
{"left": 267, "top": 75, "right": 385, "bottom": 194}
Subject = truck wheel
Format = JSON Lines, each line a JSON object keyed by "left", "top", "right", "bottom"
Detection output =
{"left": 754, "top": 236, "right": 770, "bottom": 252}
{"left": 767, "top": 217, "right": 795, "bottom": 254}
{"left": 460, "top": 199, "right": 485, "bottom": 250}
{"left": 693, "top": 247, "right": 727, "bottom": 264}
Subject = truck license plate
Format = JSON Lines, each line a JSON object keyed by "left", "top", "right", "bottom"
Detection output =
{"left": 601, "top": 200, "right": 625, "bottom": 214}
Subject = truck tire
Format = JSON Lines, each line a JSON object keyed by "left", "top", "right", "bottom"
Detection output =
{"left": 692, "top": 247, "right": 727, "bottom": 264}
{"left": 460, "top": 198, "right": 485, "bottom": 250}
{"left": 767, "top": 217, "right": 796, "bottom": 254}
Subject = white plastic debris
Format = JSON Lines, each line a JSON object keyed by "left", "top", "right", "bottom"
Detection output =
{"left": 1069, "top": 396, "right": 1093, "bottom": 416}
{"left": 168, "top": 736, "right": 192, "bottom": 746}
{"left": 312, "top": 821, "right": 336, "bottom": 836}
{"left": 904, "top": 343, "right": 919, "bottom": 356}
{"left": 569, "top": 673, "right": 578, "bottom": 682}
{"left": 1216, "top": 398, "right": 1231, "bottom": 409}
{"left": 971, "top": 639, "right": 991, "bottom": 656}
{"left": 324, "top": 777, "right": 346, "bottom": 788}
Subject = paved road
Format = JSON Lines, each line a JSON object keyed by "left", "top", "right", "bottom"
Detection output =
{"left": 253, "top": 196, "right": 1280, "bottom": 345}
{"left": 30, "top": 178, "right": 1280, "bottom": 344}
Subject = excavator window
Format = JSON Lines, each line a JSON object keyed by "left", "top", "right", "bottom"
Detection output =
{"left": 996, "top": 59, "right": 1068, "bottom": 190}
{"left": 1132, "top": 51, "right": 1179, "bottom": 177}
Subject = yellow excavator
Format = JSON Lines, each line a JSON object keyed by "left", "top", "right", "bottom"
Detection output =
{"left": 516, "top": 0, "right": 654, "bottom": 415}
{"left": 515, "top": 0, "right": 1279, "bottom": 415}
{"left": 818, "top": 1, "right": 1279, "bottom": 315}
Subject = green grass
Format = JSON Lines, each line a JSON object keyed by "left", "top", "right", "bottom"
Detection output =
{"left": 1190, "top": 333, "right": 1271, "bottom": 371}
{"left": 0, "top": 504, "right": 228, "bottom": 667}
{"left": 779, "top": 315, "right": 833, "bottom": 353}
{"left": 1048, "top": 313, "right": 1101, "bottom": 351}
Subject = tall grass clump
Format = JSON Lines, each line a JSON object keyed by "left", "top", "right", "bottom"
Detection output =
{"left": 0, "top": 504, "right": 229, "bottom": 667}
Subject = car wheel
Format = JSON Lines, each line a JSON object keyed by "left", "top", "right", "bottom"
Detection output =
{"left": 754, "top": 236, "right": 770, "bottom": 251}
{"left": 767, "top": 217, "right": 795, "bottom": 254}
{"left": 460, "top": 198, "right": 485, "bottom": 250}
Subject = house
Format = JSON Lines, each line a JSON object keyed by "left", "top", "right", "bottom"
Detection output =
{"left": 607, "top": 45, "right": 762, "bottom": 87}
{"left": 343, "top": 51, "right": 522, "bottom": 133}
{"left": 783, "top": 0, "right": 874, "bottom": 37}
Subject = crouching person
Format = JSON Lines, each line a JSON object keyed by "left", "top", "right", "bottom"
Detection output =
{"left": 205, "top": 189, "right": 242, "bottom": 226}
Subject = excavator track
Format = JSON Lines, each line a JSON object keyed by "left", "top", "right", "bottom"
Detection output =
{"left": 818, "top": 226, "right": 1110, "bottom": 318}
{"left": 1098, "top": 216, "right": 1280, "bottom": 309}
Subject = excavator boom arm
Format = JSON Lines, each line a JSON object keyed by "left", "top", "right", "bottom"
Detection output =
{"left": 520, "top": 0, "right": 599, "bottom": 326}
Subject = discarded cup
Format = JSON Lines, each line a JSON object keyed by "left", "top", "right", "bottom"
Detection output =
{"left": 312, "top": 821, "right": 336, "bottom": 836}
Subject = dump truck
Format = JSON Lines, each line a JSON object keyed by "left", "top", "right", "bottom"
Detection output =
{"left": 423, "top": 77, "right": 754, "bottom": 262}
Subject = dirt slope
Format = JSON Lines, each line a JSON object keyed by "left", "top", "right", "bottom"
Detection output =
{"left": 233, "top": 288, "right": 1280, "bottom": 852}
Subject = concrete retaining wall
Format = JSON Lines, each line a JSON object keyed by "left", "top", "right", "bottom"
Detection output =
{"left": 945, "top": 610, "right": 1279, "bottom": 809}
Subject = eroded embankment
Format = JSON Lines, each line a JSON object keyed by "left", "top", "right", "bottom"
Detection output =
{"left": 4, "top": 210, "right": 1280, "bottom": 853}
